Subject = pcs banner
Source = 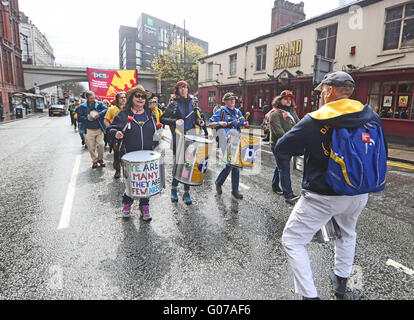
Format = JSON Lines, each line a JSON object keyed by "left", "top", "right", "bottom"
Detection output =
{"left": 87, "top": 68, "right": 138, "bottom": 101}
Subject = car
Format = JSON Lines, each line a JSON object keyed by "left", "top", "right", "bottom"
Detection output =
{"left": 49, "top": 105, "right": 67, "bottom": 117}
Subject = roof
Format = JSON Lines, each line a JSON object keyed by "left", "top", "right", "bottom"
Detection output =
{"left": 199, "top": 0, "right": 383, "bottom": 61}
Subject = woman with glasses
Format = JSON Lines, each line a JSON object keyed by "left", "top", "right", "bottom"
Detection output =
{"left": 107, "top": 85, "right": 158, "bottom": 221}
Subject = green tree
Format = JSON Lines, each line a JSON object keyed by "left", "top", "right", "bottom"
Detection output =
{"left": 152, "top": 42, "right": 206, "bottom": 100}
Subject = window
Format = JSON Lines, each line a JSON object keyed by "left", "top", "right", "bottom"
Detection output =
{"left": 229, "top": 54, "right": 237, "bottom": 76}
{"left": 384, "top": 3, "right": 414, "bottom": 50}
{"left": 368, "top": 80, "right": 414, "bottom": 120}
{"left": 256, "top": 45, "right": 267, "bottom": 71}
{"left": 208, "top": 91, "right": 216, "bottom": 108}
{"left": 207, "top": 62, "right": 213, "bottom": 81}
{"left": 316, "top": 24, "right": 337, "bottom": 59}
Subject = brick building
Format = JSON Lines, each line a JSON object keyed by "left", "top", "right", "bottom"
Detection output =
{"left": 0, "top": 0, "right": 24, "bottom": 119}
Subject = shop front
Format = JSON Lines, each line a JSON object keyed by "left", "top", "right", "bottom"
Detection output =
{"left": 354, "top": 68, "right": 414, "bottom": 144}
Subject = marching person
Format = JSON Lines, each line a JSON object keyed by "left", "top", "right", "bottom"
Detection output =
{"left": 76, "top": 91, "right": 108, "bottom": 168}
{"left": 104, "top": 92, "right": 127, "bottom": 179}
{"left": 209, "top": 92, "right": 248, "bottom": 200}
{"left": 107, "top": 85, "right": 157, "bottom": 221}
{"left": 75, "top": 99, "right": 87, "bottom": 148}
{"left": 68, "top": 98, "right": 80, "bottom": 132}
{"left": 160, "top": 81, "right": 206, "bottom": 205}
{"left": 276, "top": 71, "right": 387, "bottom": 300}
{"left": 149, "top": 96, "right": 163, "bottom": 125}
{"left": 269, "top": 90, "right": 301, "bottom": 205}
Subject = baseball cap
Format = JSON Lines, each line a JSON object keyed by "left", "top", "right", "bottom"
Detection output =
{"left": 222, "top": 92, "right": 237, "bottom": 102}
{"left": 315, "top": 71, "right": 355, "bottom": 92}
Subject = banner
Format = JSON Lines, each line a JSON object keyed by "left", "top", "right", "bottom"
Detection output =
{"left": 87, "top": 68, "right": 138, "bottom": 101}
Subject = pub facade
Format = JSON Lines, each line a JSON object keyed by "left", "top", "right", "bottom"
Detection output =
{"left": 198, "top": 0, "right": 414, "bottom": 144}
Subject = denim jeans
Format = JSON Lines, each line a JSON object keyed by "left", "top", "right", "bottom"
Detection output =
{"left": 78, "top": 122, "right": 86, "bottom": 144}
{"left": 216, "top": 165, "right": 240, "bottom": 191}
{"left": 272, "top": 146, "right": 294, "bottom": 199}
{"left": 123, "top": 193, "right": 149, "bottom": 207}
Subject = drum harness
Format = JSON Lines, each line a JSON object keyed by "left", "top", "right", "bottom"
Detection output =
{"left": 174, "top": 101, "right": 209, "bottom": 138}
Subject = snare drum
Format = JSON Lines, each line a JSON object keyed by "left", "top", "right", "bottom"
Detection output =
{"left": 174, "top": 135, "right": 213, "bottom": 186}
{"left": 122, "top": 151, "right": 164, "bottom": 199}
{"left": 224, "top": 130, "right": 261, "bottom": 168}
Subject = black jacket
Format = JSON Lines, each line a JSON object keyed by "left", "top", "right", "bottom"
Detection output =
{"left": 107, "top": 108, "right": 157, "bottom": 154}
{"left": 160, "top": 97, "right": 205, "bottom": 134}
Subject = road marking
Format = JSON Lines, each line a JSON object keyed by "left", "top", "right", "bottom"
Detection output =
{"left": 386, "top": 259, "right": 414, "bottom": 277}
{"left": 58, "top": 155, "right": 81, "bottom": 230}
{"left": 387, "top": 161, "right": 414, "bottom": 170}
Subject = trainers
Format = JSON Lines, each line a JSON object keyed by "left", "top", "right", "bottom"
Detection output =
{"left": 171, "top": 189, "right": 179, "bottom": 203}
{"left": 232, "top": 190, "right": 244, "bottom": 200}
{"left": 140, "top": 205, "right": 152, "bottom": 222}
{"left": 272, "top": 186, "right": 284, "bottom": 195}
{"left": 330, "top": 271, "right": 348, "bottom": 299}
{"left": 183, "top": 192, "right": 193, "bottom": 205}
{"left": 216, "top": 184, "right": 223, "bottom": 195}
{"left": 123, "top": 204, "right": 132, "bottom": 218}
{"left": 98, "top": 160, "right": 106, "bottom": 167}
{"left": 114, "top": 170, "right": 121, "bottom": 179}
{"left": 92, "top": 162, "right": 98, "bottom": 169}
{"left": 285, "top": 195, "right": 300, "bottom": 205}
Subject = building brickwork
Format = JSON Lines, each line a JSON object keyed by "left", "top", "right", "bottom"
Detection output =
{"left": 0, "top": 0, "right": 25, "bottom": 118}
{"left": 271, "top": 0, "right": 306, "bottom": 33}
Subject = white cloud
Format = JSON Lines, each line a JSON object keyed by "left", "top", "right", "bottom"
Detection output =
{"left": 19, "top": 0, "right": 340, "bottom": 68}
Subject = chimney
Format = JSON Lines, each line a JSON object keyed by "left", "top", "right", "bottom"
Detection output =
{"left": 271, "top": 0, "right": 306, "bottom": 33}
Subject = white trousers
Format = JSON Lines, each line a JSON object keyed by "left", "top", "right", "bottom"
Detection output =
{"left": 282, "top": 190, "right": 369, "bottom": 298}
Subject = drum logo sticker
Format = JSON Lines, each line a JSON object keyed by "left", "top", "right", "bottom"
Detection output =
{"left": 129, "top": 160, "right": 161, "bottom": 197}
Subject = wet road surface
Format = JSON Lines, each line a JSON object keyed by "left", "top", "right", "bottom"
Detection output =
{"left": 0, "top": 115, "right": 413, "bottom": 300}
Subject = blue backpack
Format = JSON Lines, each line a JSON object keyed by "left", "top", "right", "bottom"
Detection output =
{"left": 325, "top": 121, "right": 387, "bottom": 195}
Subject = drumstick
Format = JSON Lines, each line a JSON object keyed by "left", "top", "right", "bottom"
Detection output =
{"left": 118, "top": 116, "right": 135, "bottom": 162}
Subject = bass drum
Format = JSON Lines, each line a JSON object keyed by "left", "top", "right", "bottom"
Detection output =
{"left": 122, "top": 150, "right": 165, "bottom": 199}
{"left": 223, "top": 129, "right": 261, "bottom": 168}
{"left": 174, "top": 135, "right": 213, "bottom": 186}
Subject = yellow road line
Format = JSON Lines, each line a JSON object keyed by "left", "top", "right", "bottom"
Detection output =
{"left": 387, "top": 161, "right": 414, "bottom": 170}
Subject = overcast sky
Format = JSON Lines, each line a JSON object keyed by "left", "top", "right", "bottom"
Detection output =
{"left": 19, "top": 0, "right": 343, "bottom": 69}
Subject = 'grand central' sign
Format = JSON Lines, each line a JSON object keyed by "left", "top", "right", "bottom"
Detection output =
{"left": 273, "top": 40, "right": 303, "bottom": 70}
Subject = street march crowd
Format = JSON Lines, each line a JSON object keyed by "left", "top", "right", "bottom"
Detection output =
{"left": 67, "top": 71, "right": 388, "bottom": 300}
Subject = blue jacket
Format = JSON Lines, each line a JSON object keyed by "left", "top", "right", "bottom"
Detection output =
{"left": 275, "top": 99, "right": 388, "bottom": 196}
{"left": 107, "top": 109, "right": 157, "bottom": 154}
{"left": 76, "top": 101, "right": 108, "bottom": 132}
{"left": 210, "top": 106, "right": 245, "bottom": 133}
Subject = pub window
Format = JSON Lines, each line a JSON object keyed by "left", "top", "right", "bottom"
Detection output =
{"left": 383, "top": 2, "right": 414, "bottom": 50}
{"left": 316, "top": 24, "right": 337, "bottom": 59}
{"left": 368, "top": 80, "right": 414, "bottom": 120}
{"left": 207, "top": 62, "right": 213, "bottom": 81}
{"left": 229, "top": 54, "right": 237, "bottom": 76}
{"left": 208, "top": 91, "right": 216, "bottom": 108}
{"left": 256, "top": 45, "right": 267, "bottom": 71}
